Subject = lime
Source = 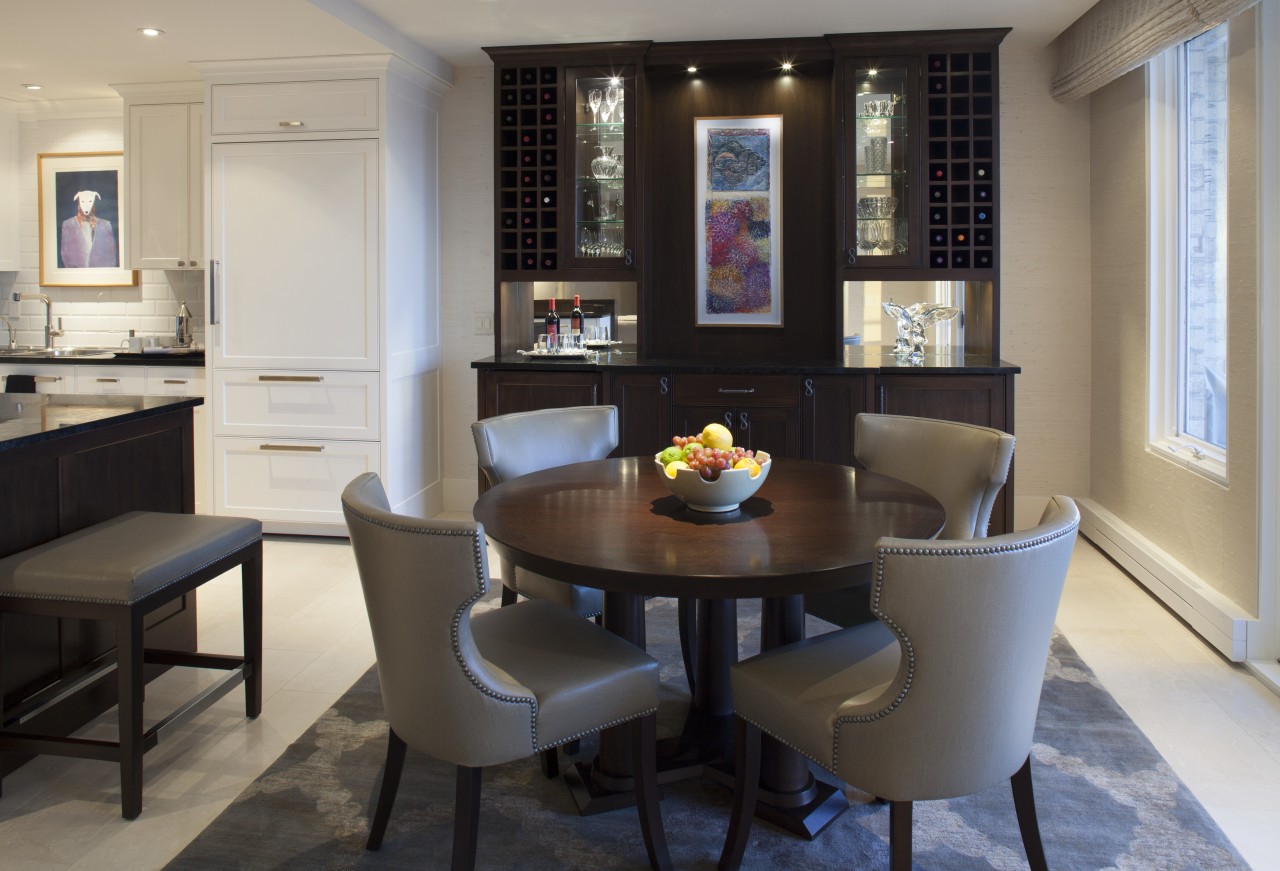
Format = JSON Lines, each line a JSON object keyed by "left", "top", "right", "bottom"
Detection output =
{"left": 701, "top": 422, "right": 733, "bottom": 450}
{"left": 659, "top": 446, "right": 684, "bottom": 465}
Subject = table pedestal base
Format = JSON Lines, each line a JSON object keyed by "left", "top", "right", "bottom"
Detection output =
{"left": 705, "top": 764, "right": 849, "bottom": 839}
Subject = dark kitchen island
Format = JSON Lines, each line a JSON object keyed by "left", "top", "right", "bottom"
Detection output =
{"left": 0, "top": 393, "right": 202, "bottom": 778}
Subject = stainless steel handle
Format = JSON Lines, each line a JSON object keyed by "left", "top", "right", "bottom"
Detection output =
{"left": 659, "top": 376, "right": 669, "bottom": 395}
{"left": 259, "top": 444, "right": 324, "bottom": 452}
{"left": 163, "top": 379, "right": 188, "bottom": 385}
{"left": 257, "top": 375, "right": 324, "bottom": 383}
{"left": 717, "top": 387, "right": 756, "bottom": 394}
{"left": 33, "top": 375, "right": 61, "bottom": 383}
{"left": 209, "top": 259, "right": 220, "bottom": 325}
{"left": 95, "top": 378, "right": 120, "bottom": 383}
{"left": 804, "top": 378, "right": 814, "bottom": 397}
{"left": 847, "top": 247, "right": 857, "bottom": 265}
{"left": 279, "top": 121, "right": 304, "bottom": 127}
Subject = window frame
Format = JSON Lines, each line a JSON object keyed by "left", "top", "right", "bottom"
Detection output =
{"left": 1147, "top": 36, "right": 1230, "bottom": 485}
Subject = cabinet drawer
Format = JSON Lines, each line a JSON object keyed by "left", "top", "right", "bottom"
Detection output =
{"left": 212, "top": 370, "right": 380, "bottom": 439}
{"left": 72, "top": 366, "right": 148, "bottom": 395}
{"left": 210, "top": 79, "right": 379, "bottom": 135}
{"left": 673, "top": 374, "right": 798, "bottom": 407}
{"left": 213, "top": 436, "right": 379, "bottom": 525}
{"left": 145, "top": 367, "right": 206, "bottom": 396}
{"left": 0, "top": 365, "right": 71, "bottom": 394}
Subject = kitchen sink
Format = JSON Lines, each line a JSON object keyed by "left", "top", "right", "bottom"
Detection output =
{"left": 0, "top": 347, "right": 115, "bottom": 358}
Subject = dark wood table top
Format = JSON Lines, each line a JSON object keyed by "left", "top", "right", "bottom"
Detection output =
{"left": 473, "top": 457, "right": 945, "bottom": 599}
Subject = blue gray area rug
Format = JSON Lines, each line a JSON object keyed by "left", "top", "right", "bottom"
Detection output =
{"left": 165, "top": 597, "right": 1248, "bottom": 870}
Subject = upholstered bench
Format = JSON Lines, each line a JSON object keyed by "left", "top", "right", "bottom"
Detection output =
{"left": 0, "top": 511, "right": 263, "bottom": 819}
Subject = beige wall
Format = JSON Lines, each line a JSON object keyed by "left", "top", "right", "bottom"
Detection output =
{"left": 437, "top": 49, "right": 1099, "bottom": 523}
{"left": 1088, "top": 13, "right": 1258, "bottom": 613}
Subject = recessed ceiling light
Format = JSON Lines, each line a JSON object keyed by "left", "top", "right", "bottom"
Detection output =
{"left": 781, "top": 62, "right": 794, "bottom": 72}
{"left": 687, "top": 66, "right": 698, "bottom": 73}
{"left": 138, "top": 27, "right": 164, "bottom": 37}
{"left": 21, "top": 83, "right": 42, "bottom": 90}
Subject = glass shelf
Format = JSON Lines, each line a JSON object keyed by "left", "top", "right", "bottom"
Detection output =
{"left": 571, "top": 69, "right": 631, "bottom": 267}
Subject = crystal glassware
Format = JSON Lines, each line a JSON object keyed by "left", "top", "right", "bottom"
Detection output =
{"left": 882, "top": 299, "right": 960, "bottom": 362}
{"left": 604, "top": 86, "right": 622, "bottom": 123}
{"left": 587, "top": 89, "right": 602, "bottom": 123}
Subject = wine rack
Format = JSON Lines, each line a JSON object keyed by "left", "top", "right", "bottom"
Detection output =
{"left": 497, "top": 65, "right": 560, "bottom": 272}
{"left": 924, "top": 51, "right": 996, "bottom": 270}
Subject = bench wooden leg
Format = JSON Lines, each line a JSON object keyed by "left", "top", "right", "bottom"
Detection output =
{"left": 242, "top": 549, "right": 264, "bottom": 719}
{"left": 117, "top": 609, "right": 145, "bottom": 820}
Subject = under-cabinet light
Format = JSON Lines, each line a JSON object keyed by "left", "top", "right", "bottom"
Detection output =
{"left": 138, "top": 27, "right": 164, "bottom": 37}
{"left": 21, "top": 83, "right": 41, "bottom": 90}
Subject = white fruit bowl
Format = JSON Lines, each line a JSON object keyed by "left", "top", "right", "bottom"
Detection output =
{"left": 653, "top": 452, "right": 771, "bottom": 513}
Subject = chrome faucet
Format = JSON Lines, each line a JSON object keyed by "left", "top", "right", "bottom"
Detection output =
{"left": 0, "top": 315, "right": 13, "bottom": 350}
{"left": 15, "top": 292, "right": 63, "bottom": 351}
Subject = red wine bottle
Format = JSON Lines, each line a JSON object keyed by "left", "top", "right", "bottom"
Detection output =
{"left": 545, "top": 298, "right": 560, "bottom": 343}
{"left": 570, "top": 294, "right": 584, "bottom": 336}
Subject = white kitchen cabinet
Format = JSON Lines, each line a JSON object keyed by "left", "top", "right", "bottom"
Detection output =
{"left": 114, "top": 83, "right": 204, "bottom": 269}
{"left": 208, "top": 139, "right": 378, "bottom": 371}
{"left": 0, "top": 102, "right": 17, "bottom": 271}
{"left": 71, "top": 365, "right": 147, "bottom": 395}
{"left": 0, "top": 364, "right": 72, "bottom": 394}
{"left": 209, "top": 78, "right": 379, "bottom": 136}
{"left": 147, "top": 367, "right": 209, "bottom": 515}
{"left": 198, "top": 55, "right": 448, "bottom": 534}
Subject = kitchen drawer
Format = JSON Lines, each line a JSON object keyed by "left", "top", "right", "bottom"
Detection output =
{"left": 145, "top": 367, "right": 206, "bottom": 397}
{"left": 210, "top": 79, "right": 379, "bottom": 135}
{"left": 212, "top": 370, "right": 380, "bottom": 439}
{"left": 0, "top": 364, "right": 71, "bottom": 394}
{"left": 672, "top": 374, "right": 799, "bottom": 407}
{"left": 213, "top": 436, "right": 379, "bottom": 526}
{"left": 69, "top": 365, "right": 147, "bottom": 395}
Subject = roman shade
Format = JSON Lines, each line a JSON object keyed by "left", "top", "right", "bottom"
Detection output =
{"left": 1051, "top": 0, "right": 1258, "bottom": 101}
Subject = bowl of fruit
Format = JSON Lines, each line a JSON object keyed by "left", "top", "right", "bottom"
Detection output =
{"left": 654, "top": 423, "right": 771, "bottom": 513}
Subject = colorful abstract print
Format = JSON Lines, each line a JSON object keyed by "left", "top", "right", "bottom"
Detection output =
{"left": 705, "top": 197, "right": 772, "bottom": 314}
{"left": 704, "top": 127, "right": 773, "bottom": 315}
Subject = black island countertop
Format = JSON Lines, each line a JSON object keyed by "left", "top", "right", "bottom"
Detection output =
{"left": 472, "top": 347, "right": 1020, "bottom": 375}
{"left": 0, "top": 393, "right": 203, "bottom": 452}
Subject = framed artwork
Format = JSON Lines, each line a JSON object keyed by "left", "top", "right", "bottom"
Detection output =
{"left": 37, "top": 151, "right": 138, "bottom": 287}
{"left": 694, "top": 115, "right": 782, "bottom": 327}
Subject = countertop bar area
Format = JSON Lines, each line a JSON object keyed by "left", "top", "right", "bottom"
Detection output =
{"left": 0, "top": 394, "right": 201, "bottom": 778}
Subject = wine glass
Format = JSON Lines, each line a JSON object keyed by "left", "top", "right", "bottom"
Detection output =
{"left": 587, "top": 89, "right": 602, "bottom": 123}
{"left": 604, "top": 86, "right": 622, "bottom": 124}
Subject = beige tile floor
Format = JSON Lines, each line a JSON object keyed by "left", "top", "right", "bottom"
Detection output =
{"left": 0, "top": 534, "right": 1276, "bottom": 870}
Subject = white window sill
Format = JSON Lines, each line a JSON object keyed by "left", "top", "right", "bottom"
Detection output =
{"left": 1148, "top": 440, "right": 1228, "bottom": 486}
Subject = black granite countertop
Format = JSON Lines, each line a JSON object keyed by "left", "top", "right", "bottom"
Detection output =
{"left": 0, "top": 349, "right": 204, "bottom": 367}
{"left": 472, "top": 347, "right": 1020, "bottom": 375}
{"left": 0, "top": 394, "right": 203, "bottom": 452}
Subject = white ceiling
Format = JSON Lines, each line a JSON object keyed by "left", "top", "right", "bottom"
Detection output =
{"left": 0, "top": 0, "right": 1093, "bottom": 105}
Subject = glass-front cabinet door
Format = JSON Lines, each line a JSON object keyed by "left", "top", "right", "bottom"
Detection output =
{"left": 567, "top": 66, "right": 635, "bottom": 269}
{"left": 844, "top": 58, "right": 916, "bottom": 268}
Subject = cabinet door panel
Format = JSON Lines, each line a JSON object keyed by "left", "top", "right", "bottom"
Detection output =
{"left": 210, "top": 139, "right": 378, "bottom": 370}
{"left": 481, "top": 371, "right": 602, "bottom": 419}
{"left": 129, "top": 103, "right": 193, "bottom": 269}
{"left": 214, "top": 436, "right": 378, "bottom": 525}
{"left": 673, "top": 405, "right": 799, "bottom": 458}
{"left": 210, "top": 79, "right": 379, "bottom": 135}
{"left": 800, "top": 374, "right": 870, "bottom": 466}
{"left": 610, "top": 372, "right": 671, "bottom": 457}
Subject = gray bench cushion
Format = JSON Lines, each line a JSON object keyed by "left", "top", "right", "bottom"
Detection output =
{"left": 0, "top": 511, "right": 262, "bottom": 605}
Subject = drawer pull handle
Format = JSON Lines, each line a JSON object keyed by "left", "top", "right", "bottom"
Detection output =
{"left": 163, "top": 379, "right": 188, "bottom": 385}
{"left": 96, "top": 378, "right": 120, "bottom": 383}
{"left": 259, "top": 444, "right": 325, "bottom": 452}
{"left": 717, "top": 387, "right": 756, "bottom": 394}
{"left": 258, "top": 375, "right": 324, "bottom": 382}
{"left": 279, "top": 120, "right": 305, "bottom": 127}
{"left": 33, "top": 375, "right": 61, "bottom": 383}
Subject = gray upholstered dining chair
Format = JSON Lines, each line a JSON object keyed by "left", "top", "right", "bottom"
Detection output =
{"left": 342, "top": 473, "right": 671, "bottom": 871}
{"left": 805, "top": 412, "right": 1016, "bottom": 628}
{"left": 719, "top": 495, "right": 1080, "bottom": 871}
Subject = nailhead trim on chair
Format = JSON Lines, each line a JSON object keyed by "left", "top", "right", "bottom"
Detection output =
{"left": 0, "top": 547, "right": 257, "bottom": 607}
{"left": 345, "top": 505, "right": 543, "bottom": 749}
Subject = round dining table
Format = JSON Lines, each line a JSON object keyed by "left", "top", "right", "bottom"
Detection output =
{"left": 473, "top": 456, "right": 945, "bottom": 838}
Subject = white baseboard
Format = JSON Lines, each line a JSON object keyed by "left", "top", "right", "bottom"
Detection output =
{"left": 1076, "top": 497, "right": 1255, "bottom": 661}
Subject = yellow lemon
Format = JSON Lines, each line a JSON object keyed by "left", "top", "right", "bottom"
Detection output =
{"left": 701, "top": 422, "right": 733, "bottom": 450}
{"left": 665, "top": 460, "right": 689, "bottom": 479}
{"left": 733, "top": 457, "right": 761, "bottom": 478}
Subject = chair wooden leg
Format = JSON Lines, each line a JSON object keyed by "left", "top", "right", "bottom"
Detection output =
{"left": 889, "top": 800, "right": 912, "bottom": 871}
{"left": 565, "top": 739, "right": 580, "bottom": 755}
{"left": 500, "top": 585, "right": 518, "bottom": 607}
{"left": 678, "top": 597, "right": 697, "bottom": 695}
{"left": 452, "top": 765, "right": 483, "bottom": 871}
{"left": 718, "top": 718, "right": 761, "bottom": 871}
{"left": 117, "top": 610, "right": 145, "bottom": 820}
{"left": 540, "top": 747, "right": 559, "bottom": 779}
{"left": 366, "top": 729, "right": 407, "bottom": 850}
{"left": 1011, "top": 755, "right": 1049, "bottom": 871}
{"left": 631, "top": 713, "right": 672, "bottom": 871}
{"left": 241, "top": 550, "right": 264, "bottom": 718}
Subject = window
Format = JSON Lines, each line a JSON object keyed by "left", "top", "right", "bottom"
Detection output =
{"left": 1149, "top": 22, "right": 1231, "bottom": 481}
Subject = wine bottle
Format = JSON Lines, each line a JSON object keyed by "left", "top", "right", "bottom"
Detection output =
{"left": 545, "top": 298, "right": 560, "bottom": 344}
{"left": 570, "top": 294, "right": 584, "bottom": 336}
